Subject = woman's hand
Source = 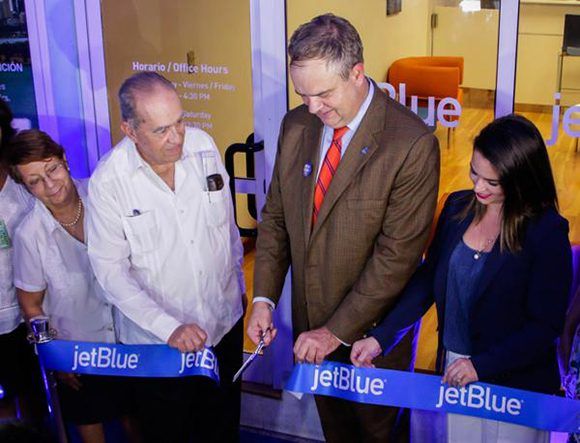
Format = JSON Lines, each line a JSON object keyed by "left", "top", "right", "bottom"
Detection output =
{"left": 442, "top": 358, "right": 478, "bottom": 388}
{"left": 350, "top": 337, "right": 382, "bottom": 368}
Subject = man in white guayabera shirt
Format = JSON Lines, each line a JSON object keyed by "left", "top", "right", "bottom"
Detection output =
{"left": 87, "top": 72, "right": 246, "bottom": 443}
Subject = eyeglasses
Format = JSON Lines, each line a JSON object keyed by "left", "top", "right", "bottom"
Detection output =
{"left": 24, "top": 162, "right": 67, "bottom": 190}
{"left": 151, "top": 118, "right": 186, "bottom": 138}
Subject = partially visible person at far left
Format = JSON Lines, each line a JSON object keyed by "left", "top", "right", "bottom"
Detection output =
{"left": 0, "top": 98, "right": 44, "bottom": 426}
{"left": 4, "top": 129, "right": 136, "bottom": 443}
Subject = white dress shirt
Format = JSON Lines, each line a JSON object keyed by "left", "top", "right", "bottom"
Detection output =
{"left": 87, "top": 127, "right": 245, "bottom": 346}
{"left": 0, "top": 175, "right": 33, "bottom": 334}
{"left": 13, "top": 180, "right": 116, "bottom": 343}
{"left": 316, "top": 79, "right": 375, "bottom": 176}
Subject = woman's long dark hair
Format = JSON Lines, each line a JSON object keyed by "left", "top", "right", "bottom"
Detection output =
{"left": 462, "top": 114, "right": 558, "bottom": 253}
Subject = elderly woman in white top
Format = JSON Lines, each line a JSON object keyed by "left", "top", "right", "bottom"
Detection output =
{"left": 4, "top": 129, "right": 133, "bottom": 443}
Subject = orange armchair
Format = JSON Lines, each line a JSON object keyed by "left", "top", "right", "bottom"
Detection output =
{"left": 387, "top": 56, "right": 464, "bottom": 105}
{"left": 387, "top": 56, "right": 464, "bottom": 145}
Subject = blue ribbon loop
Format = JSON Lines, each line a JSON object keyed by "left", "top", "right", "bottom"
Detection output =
{"left": 37, "top": 340, "right": 219, "bottom": 382}
{"left": 286, "top": 361, "right": 580, "bottom": 433}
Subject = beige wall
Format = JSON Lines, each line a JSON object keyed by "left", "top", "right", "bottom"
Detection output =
{"left": 432, "top": 6, "right": 499, "bottom": 90}
{"left": 286, "top": 0, "right": 432, "bottom": 109}
{"left": 517, "top": 2, "right": 580, "bottom": 106}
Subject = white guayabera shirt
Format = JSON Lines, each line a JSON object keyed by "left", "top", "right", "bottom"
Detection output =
{"left": 0, "top": 176, "right": 33, "bottom": 334}
{"left": 87, "top": 127, "right": 245, "bottom": 346}
{"left": 13, "top": 180, "right": 116, "bottom": 343}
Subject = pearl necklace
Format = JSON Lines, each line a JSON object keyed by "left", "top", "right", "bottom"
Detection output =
{"left": 58, "top": 198, "right": 83, "bottom": 228}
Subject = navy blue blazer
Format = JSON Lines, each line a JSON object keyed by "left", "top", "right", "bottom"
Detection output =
{"left": 370, "top": 190, "right": 572, "bottom": 394}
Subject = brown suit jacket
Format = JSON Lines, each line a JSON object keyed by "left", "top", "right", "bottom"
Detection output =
{"left": 254, "top": 85, "right": 440, "bottom": 353}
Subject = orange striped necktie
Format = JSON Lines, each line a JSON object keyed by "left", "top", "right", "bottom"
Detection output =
{"left": 312, "top": 126, "right": 349, "bottom": 226}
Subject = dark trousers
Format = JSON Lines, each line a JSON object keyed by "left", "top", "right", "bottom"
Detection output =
{"left": 314, "top": 326, "right": 417, "bottom": 443}
{"left": 0, "top": 323, "right": 46, "bottom": 428}
{"left": 0, "top": 323, "right": 42, "bottom": 399}
{"left": 132, "top": 318, "right": 243, "bottom": 443}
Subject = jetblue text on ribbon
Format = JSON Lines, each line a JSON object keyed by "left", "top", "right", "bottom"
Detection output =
{"left": 37, "top": 340, "right": 219, "bottom": 382}
{"left": 287, "top": 362, "right": 580, "bottom": 433}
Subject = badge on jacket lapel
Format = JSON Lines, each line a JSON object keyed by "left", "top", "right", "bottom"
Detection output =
{"left": 360, "top": 146, "right": 369, "bottom": 156}
{"left": 303, "top": 162, "right": 312, "bottom": 177}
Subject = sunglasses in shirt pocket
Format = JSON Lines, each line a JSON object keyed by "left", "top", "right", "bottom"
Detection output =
{"left": 122, "top": 210, "right": 158, "bottom": 254}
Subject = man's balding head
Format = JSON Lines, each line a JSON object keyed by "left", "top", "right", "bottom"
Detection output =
{"left": 119, "top": 72, "right": 176, "bottom": 128}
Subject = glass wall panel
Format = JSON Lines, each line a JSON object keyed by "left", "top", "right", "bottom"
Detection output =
{"left": 100, "top": 0, "right": 255, "bottom": 224}
{"left": 0, "top": 0, "right": 37, "bottom": 128}
{"left": 100, "top": 0, "right": 253, "bottom": 152}
{"left": 515, "top": 1, "right": 580, "bottom": 245}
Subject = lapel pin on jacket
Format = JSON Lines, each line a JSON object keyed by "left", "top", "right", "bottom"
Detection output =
{"left": 303, "top": 162, "right": 312, "bottom": 177}
{"left": 360, "top": 146, "right": 369, "bottom": 155}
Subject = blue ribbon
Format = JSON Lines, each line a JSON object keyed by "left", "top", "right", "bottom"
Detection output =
{"left": 286, "top": 361, "right": 580, "bottom": 433}
{"left": 37, "top": 340, "right": 219, "bottom": 382}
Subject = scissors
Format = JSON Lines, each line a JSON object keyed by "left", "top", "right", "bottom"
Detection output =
{"left": 232, "top": 332, "right": 266, "bottom": 383}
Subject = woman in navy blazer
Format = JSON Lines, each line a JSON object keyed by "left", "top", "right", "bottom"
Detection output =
{"left": 351, "top": 115, "right": 572, "bottom": 442}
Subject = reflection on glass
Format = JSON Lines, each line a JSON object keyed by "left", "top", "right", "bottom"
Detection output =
{"left": 515, "top": 0, "right": 580, "bottom": 247}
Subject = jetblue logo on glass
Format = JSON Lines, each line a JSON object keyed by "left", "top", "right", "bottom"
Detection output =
{"left": 310, "top": 366, "right": 385, "bottom": 395}
{"left": 71, "top": 345, "right": 139, "bottom": 371}
{"left": 178, "top": 348, "right": 219, "bottom": 376}
{"left": 435, "top": 384, "right": 522, "bottom": 416}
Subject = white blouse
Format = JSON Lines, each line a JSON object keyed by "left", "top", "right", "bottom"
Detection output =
{"left": 0, "top": 175, "right": 33, "bottom": 334}
{"left": 13, "top": 179, "right": 115, "bottom": 343}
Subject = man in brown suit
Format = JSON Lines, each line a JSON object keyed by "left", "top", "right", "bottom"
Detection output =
{"left": 247, "top": 13, "right": 440, "bottom": 442}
